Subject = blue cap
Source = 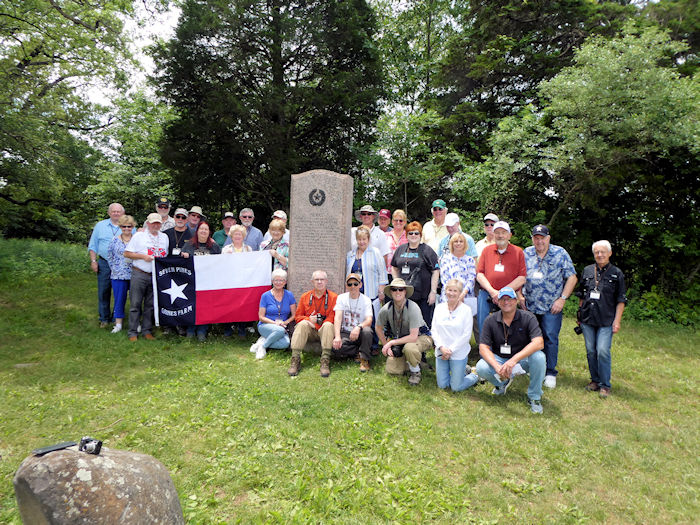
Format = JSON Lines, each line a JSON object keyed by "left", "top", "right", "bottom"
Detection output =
{"left": 498, "top": 287, "right": 517, "bottom": 300}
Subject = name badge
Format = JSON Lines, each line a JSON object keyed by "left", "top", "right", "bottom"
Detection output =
{"left": 532, "top": 271, "right": 544, "bottom": 280}
{"left": 500, "top": 344, "right": 511, "bottom": 355}
{"left": 590, "top": 291, "right": 601, "bottom": 300}
{"left": 402, "top": 265, "right": 410, "bottom": 275}
{"left": 494, "top": 264, "right": 505, "bottom": 272}
{"left": 172, "top": 247, "right": 181, "bottom": 256}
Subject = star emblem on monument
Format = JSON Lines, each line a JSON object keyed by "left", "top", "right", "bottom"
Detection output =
{"left": 162, "top": 279, "right": 188, "bottom": 304}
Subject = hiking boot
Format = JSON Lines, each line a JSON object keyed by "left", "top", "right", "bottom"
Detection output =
{"left": 287, "top": 355, "right": 301, "bottom": 376}
{"left": 585, "top": 381, "right": 600, "bottom": 392}
{"left": 408, "top": 371, "right": 421, "bottom": 386}
{"left": 359, "top": 359, "right": 370, "bottom": 372}
{"left": 320, "top": 357, "right": 331, "bottom": 377}
{"left": 599, "top": 387, "right": 611, "bottom": 399}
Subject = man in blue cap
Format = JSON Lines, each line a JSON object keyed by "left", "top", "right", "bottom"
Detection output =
{"left": 476, "top": 286, "right": 546, "bottom": 413}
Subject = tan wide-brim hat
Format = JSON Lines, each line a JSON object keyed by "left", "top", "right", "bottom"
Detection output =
{"left": 354, "top": 204, "right": 378, "bottom": 222}
{"left": 384, "top": 278, "right": 414, "bottom": 299}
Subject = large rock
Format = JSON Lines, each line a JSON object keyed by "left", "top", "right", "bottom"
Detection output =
{"left": 13, "top": 445, "right": 184, "bottom": 524}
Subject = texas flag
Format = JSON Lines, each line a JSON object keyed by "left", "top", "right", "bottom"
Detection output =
{"left": 152, "top": 252, "right": 271, "bottom": 326}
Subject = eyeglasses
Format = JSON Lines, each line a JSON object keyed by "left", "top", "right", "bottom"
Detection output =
{"left": 120, "top": 225, "right": 133, "bottom": 229}
{"left": 347, "top": 282, "right": 360, "bottom": 287}
{"left": 390, "top": 287, "right": 406, "bottom": 292}
{"left": 360, "top": 212, "right": 375, "bottom": 216}
{"left": 175, "top": 215, "right": 187, "bottom": 219}
{"left": 189, "top": 213, "right": 200, "bottom": 217}
{"left": 157, "top": 205, "right": 169, "bottom": 209}
{"left": 407, "top": 231, "right": 420, "bottom": 236}
{"left": 240, "top": 215, "right": 253, "bottom": 219}
{"left": 393, "top": 218, "right": 405, "bottom": 222}
{"left": 484, "top": 222, "right": 495, "bottom": 227}
{"left": 432, "top": 207, "right": 445, "bottom": 212}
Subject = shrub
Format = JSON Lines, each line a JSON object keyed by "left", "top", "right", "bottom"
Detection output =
{"left": 0, "top": 239, "right": 89, "bottom": 283}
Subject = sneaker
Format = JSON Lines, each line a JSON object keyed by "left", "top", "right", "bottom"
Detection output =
{"left": 255, "top": 345, "right": 267, "bottom": 360}
{"left": 250, "top": 337, "right": 265, "bottom": 354}
{"left": 99, "top": 321, "right": 109, "bottom": 329}
{"left": 320, "top": 357, "right": 331, "bottom": 377}
{"left": 144, "top": 333, "right": 155, "bottom": 340}
{"left": 128, "top": 336, "right": 138, "bottom": 342}
{"left": 197, "top": 333, "right": 206, "bottom": 342}
{"left": 492, "top": 376, "right": 513, "bottom": 396}
{"left": 599, "top": 387, "right": 611, "bottom": 399}
{"left": 111, "top": 324, "right": 122, "bottom": 334}
{"left": 512, "top": 364, "right": 527, "bottom": 377}
{"left": 359, "top": 359, "right": 370, "bottom": 372}
{"left": 528, "top": 398, "right": 543, "bottom": 414}
{"left": 287, "top": 355, "right": 301, "bottom": 376}
{"left": 247, "top": 326, "right": 256, "bottom": 334}
{"left": 585, "top": 381, "right": 600, "bottom": 392}
{"left": 408, "top": 371, "right": 421, "bottom": 386}
{"left": 543, "top": 375, "right": 557, "bottom": 389}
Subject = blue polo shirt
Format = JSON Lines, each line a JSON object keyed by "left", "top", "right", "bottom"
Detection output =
{"left": 88, "top": 219, "right": 121, "bottom": 260}
{"left": 523, "top": 244, "right": 576, "bottom": 314}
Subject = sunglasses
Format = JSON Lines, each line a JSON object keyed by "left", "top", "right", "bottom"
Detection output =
{"left": 432, "top": 207, "right": 445, "bottom": 211}
{"left": 240, "top": 215, "right": 253, "bottom": 219}
{"left": 393, "top": 218, "right": 405, "bottom": 222}
{"left": 484, "top": 222, "right": 495, "bottom": 227}
{"left": 407, "top": 231, "right": 420, "bottom": 236}
{"left": 157, "top": 205, "right": 169, "bottom": 208}
{"left": 120, "top": 225, "right": 133, "bottom": 229}
{"left": 347, "top": 282, "right": 360, "bottom": 287}
{"left": 175, "top": 215, "right": 187, "bottom": 219}
{"left": 390, "top": 287, "right": 406, "bottom": 292}
{"left": 360, "top": 212, "right": 375, "bottom": 216}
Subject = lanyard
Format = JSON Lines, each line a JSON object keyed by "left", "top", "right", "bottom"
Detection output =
{"left": 501, "top": 318, "right": 509, "bottom": 344}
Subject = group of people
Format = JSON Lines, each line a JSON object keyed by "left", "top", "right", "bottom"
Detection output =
{"left": 89, "top": 197, "right": 627, "bottom": 413}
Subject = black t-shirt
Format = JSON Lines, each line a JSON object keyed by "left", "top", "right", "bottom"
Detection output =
{"left": 165, "top": 228, "right": 193, "bottom": 255}
{"left": 480, "top": 309, "right": 542, "bottom": 358}
{"left": 391, "top": 243, "right": 439, "bottom": 300}
{"left": 576, "top": 263, "right": 627, "bottom": 327}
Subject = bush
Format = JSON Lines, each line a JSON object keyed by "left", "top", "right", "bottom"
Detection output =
{"left": 624, "top": 284, "right": 700, "bottom": 327}
{"left": 0, "top": 238, "right": 89, "bottom": 283}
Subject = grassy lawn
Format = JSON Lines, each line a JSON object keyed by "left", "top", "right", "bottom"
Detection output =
{"left": 1, "top": 259, "right": 698, "bottom": 523}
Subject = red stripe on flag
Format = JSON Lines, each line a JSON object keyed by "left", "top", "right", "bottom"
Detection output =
{"left": 195, "top": 285, "right": 269, "bottom": 324}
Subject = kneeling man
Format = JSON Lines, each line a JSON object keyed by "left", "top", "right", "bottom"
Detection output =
{"left": 377, "top": 279, "right": 434, "bottom": 386}
{"left": 288, "top": 270, "right": 337, "bottom": 377}
{"left": 333, "top": 273, "right": 374, "bottom": 372}
{"left": 476, "top": 287, "right": 546, "bottom": 413}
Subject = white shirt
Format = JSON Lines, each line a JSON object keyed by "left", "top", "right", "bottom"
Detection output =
{"left": 422, "top": 219, "right": 448, "bottom": 253}
{"left": 350, "top": 225, "right": 390, "bottom": 257}
{"left": 125, "top": 231, "right": 169, "bottom": 273}
{"left": 431, "top": 302, "right": 473, "bottom": 361}
{"left": 334, "top": 292, "right": 373, "bottom": 333}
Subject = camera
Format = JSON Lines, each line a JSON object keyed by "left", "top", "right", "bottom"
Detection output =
{"left": 79, "top": 436, "right": 102, "bottom": 455}
{"left": 573, "top": 325, "right": 583, "bottom": 335}
{"left": 316, "top": 314, "right": 326, "bottom": 324}
{"left": 391, "top": 344, "right": 405, "bottom": 357}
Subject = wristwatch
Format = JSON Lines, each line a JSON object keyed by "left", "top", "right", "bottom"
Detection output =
{"left": 560, "top": 294, "right": 568, "bottom": 300}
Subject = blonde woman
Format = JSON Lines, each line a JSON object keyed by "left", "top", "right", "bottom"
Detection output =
{"left": 107, "top": 215, "right": 136, "bottom": 333}
{"left": 222, "top": 225, "right": 251, "bottom": 254}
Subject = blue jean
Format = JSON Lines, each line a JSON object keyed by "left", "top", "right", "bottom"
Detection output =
{"left": 476, "top": 351, "right": 546, "bottom": 400}
{"left": 535, "top": 312, "right": 563, "bottom": 377}
{"left": 111, "top": 279, "right": 130, "bottom": 319}
{"left": 581, "top": 323, "right": 613, "bottom": 389}
{"left": 97, "top": 257, "right": 112, "bottom": 322}
{"left": 477, "top": 289, "right": 496, "bottom": 335}
{"left": 187, "top": 325, "right": 209, "bottom": 337}
{"left": 435, "top": 356, "right": 479, "bottom": 392}
{"left": 257, "top": 323, "right": 290, "bottom": 349}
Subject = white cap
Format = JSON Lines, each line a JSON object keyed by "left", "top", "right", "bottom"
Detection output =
{"left": 445, "top": 213, "right": 460, "bottom": 227}
{"left": 493, "top": 220, "right": 510, "bottom": 233}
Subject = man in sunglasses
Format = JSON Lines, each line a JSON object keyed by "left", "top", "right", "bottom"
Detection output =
{"left": 165, "top": 208, "right": 193, "bottom": 256}
{"left": 187, "top": 206, "right": 204, "bottom": 235}
{"left": 475, "top": 213, "right": 499, "bottom": 258}
{"left": 422, "top": 199, "right": 449, "bottom": 253}
{"left": 376, "top": 279, "right": 434, "bottom": 386}
{"left": 352, "top": 204, "right": 390, "bottom": 265}
{"left": 332, "top": 273, "right": 374, "bottom": 372}
{"left": 239, "top": 208, "right": 263, "bottom": 251}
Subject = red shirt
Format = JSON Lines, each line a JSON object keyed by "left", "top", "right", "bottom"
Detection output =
{"left": 295, "top": 289, "right": 338, "bottom": 328}
{"left": 477, "top": 243, "right": 526, "bottom": 290}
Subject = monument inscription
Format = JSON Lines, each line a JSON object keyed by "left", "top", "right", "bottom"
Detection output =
{"left": 289, "top": 170, "right": 353, "bottom": 299}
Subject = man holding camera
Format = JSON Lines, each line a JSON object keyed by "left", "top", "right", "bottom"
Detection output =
{"left": 476, "top": 221, "right": 527, "bottom": 333}
{"left": 519, "top": 225, "right": 577, "bottom": 389}
{"left": 288, "top": 270, "right": 338, "bottom": 377}
{"left": 332, "top": 273, "right": 374, "bottom": 372}
{"left": 476, "top": 287, "right": 546, "bottom": 413}
{"left": 376, "top": 278, "right": 434, "bottom": 386}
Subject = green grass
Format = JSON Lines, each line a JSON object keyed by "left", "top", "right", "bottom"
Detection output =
{"left": 1, "top": 269, "right": 698, "bottom": 523}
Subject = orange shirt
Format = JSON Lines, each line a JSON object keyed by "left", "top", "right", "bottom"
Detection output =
{"left": 476, "top": 243, "right": 526, "bottom": 290}
{"left": 295, "top": 289, "right": 338, "bottom": 328}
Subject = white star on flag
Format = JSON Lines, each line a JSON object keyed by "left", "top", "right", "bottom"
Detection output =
{"left": 162, "top": 279, "right": 188, "bottom": 304}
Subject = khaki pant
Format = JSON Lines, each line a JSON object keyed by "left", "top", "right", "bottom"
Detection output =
{"left": 291, "top": 321, "right": 335, "bottom": 359}
{"left": 385, "top": 335, "right": 433, "bottom": 375}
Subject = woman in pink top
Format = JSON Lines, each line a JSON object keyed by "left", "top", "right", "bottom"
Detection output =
{"left": 385, "top": 209, "right": 408, "bottom": 281}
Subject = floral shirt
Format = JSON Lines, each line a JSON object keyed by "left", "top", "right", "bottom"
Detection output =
{"left": 260, "top": 238, "right": 289, "bottom": 270}
{"left": 524, "top": 244, "right": 576, "bottom": 314}
{"left": 439, "top": 252, "right": 476, "bottom": 302}
{"left": 107, "top": 235, "right": 132, "bottom": 280}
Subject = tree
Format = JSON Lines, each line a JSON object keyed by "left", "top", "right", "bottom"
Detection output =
{"left": 487, "top": 25, "right": 700, "bottom": 317}
{"left": 155, "top": 0, "right": 384, "bottom": 215}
